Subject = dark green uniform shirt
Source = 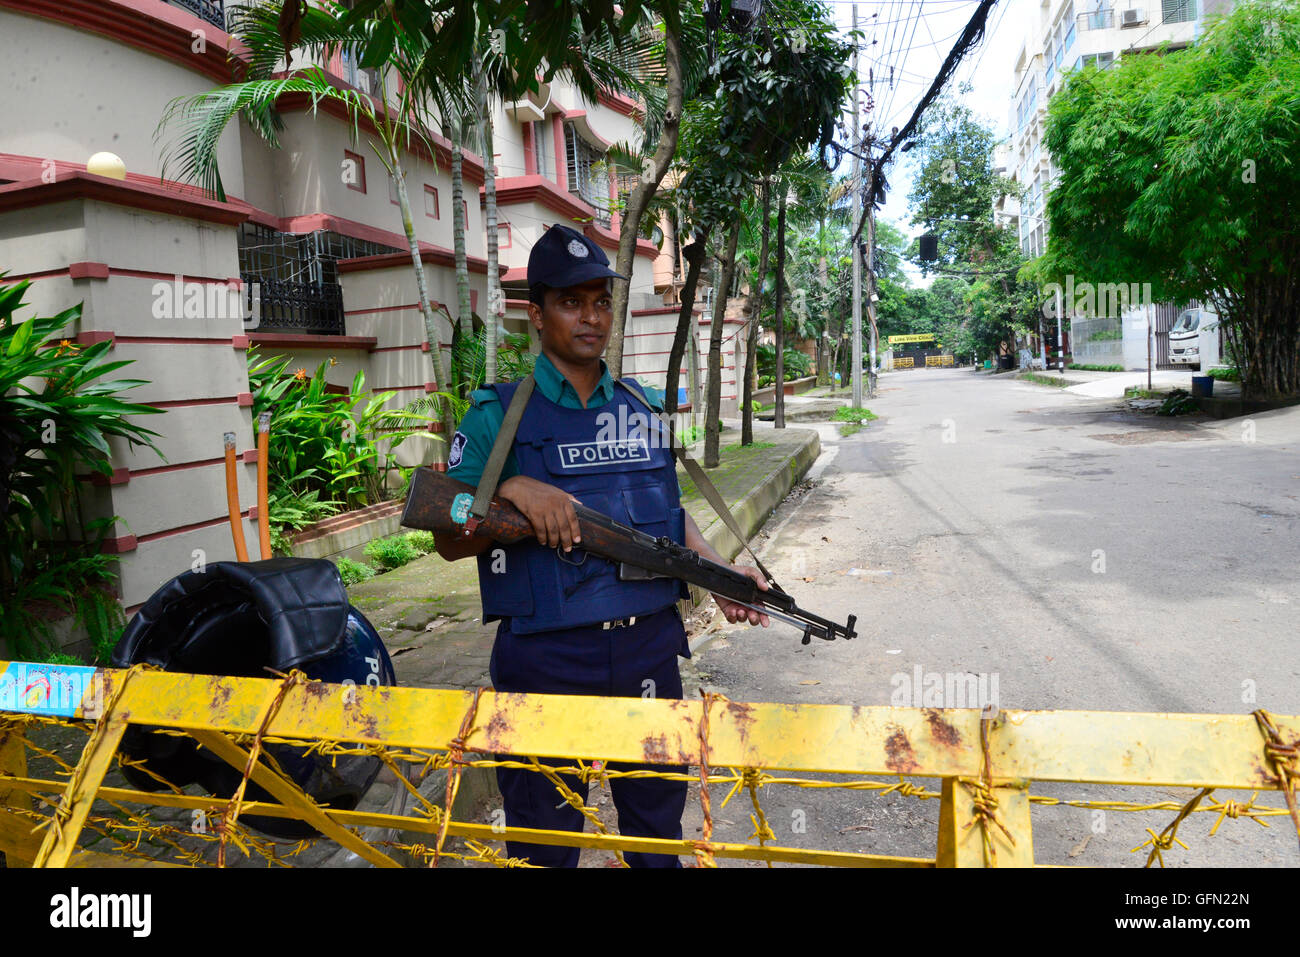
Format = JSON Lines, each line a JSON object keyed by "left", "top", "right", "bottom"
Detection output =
{"left": 445, "top": 352, "right": 676, "bottom": 492}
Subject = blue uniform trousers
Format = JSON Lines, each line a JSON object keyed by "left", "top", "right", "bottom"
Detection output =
{"left": 489, "top": 606, "right": 690, "bottom": 868}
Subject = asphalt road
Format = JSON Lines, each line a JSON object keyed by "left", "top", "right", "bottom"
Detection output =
{"left": 677, "top": 368, "right": 1300, "bottom": 868}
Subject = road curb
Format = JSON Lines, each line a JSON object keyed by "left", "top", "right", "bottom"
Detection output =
{"left": 699, "top": 429, "right": 821, "bottom": 561}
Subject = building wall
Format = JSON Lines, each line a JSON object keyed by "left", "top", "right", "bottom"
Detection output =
{"left": 0, "top": 189, "right": 258, "bottom": 614}
{"left": 0, "top": 4, "right": 247, "bottom": 198}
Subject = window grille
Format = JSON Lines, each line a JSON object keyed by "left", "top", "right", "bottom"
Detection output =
{"left": 237, "top": 225, "right": 399, "bottom": 335}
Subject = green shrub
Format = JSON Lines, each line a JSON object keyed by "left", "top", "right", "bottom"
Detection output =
{"left": 404, "top": 530, "right": 437, "bottom": 555}
{"left": 267, "top": 489, "right": 341, "bottom": 556}
{"left": 756, "top": 344, "right": 812, "bottom": 381}
{"left": 0, "top": 275, "right": 162, "bottom": 661}
{"left": 1207, "top": 367, "right": 1241, "bottom": 381}
{"left": 364, "top": 535, "right": 420, "bottom": 572}
{"left": 247, "top": 350, "right": 432, "bottom": 519}
{"left": 1157, "top": 389, "right": 1200, "bottom": 416}
{"left": 336, "top": 556, "right": 377, "bottom": 586}
{"left": 1067, "top": 363, "right": 1124, "bottom": 372}
{"left": 1021, "top": 373, "right": 1070, "bottom": 388}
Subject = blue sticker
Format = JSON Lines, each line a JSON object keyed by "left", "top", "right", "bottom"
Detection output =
{"left": 0, "top": 662, "right": 101, "bottom": 717}
{"left": 450, "top": 492, "right": 473, "bottom": 525}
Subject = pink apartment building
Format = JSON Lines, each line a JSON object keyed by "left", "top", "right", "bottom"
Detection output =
{"left": 0, "top": 0, "right": 744, "bottom": 625}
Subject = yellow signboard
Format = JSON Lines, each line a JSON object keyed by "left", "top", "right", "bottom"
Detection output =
{"left": 888, "top": 334, "right": 936, "bottom": 345}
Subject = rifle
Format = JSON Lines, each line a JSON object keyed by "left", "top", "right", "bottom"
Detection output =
{"left": 400, "top": 469, "right": 857, "bottom": 645}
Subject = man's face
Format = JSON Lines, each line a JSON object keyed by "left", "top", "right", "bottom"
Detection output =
{"left": 528, "top": 278, "right": 613, "bottom": 365}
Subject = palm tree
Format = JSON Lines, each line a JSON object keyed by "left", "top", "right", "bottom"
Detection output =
{"left": 157, "top": 0, "right": 470, "bottom": 435}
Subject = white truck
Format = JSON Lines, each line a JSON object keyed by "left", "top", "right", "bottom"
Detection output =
{"left": 1168, "top": 307, "right": 1220, "bottom": 370}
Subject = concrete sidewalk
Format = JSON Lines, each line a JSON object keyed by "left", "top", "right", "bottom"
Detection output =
{"left": 1021, "top": 367, "right": 1243, "bottom": 399}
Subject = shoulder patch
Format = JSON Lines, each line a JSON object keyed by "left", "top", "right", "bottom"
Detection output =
{"left": 447, "top": 431, "right": 468, "bottom": 469}
{"left": 469, "top": 387, "right": 501, "bottom": 409}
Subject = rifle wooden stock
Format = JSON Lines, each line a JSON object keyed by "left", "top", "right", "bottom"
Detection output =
{"left": 400, "top": 468, "right": 858, "bottom": 644}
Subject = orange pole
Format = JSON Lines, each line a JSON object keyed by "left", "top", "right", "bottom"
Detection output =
{"left": 257, "top": 412, "right": 271, "bottom": 560}
{"left": 223, "top": 432, "right": 250, "bottom": 563}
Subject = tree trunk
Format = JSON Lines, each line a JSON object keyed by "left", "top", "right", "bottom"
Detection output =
{"left": 742, "top": 181, "right": 772, "bottom": 447}
{"left": 705, "top": 219, "right": 742, "bottom": 468}
{"left": 607, "top": 25, "right": 684, "bottom": 379}
{"left": 380, "top": 89, "right": 453, "bottom": 438}
{"left": 476, "top": 61, "right": 502, "bottom": 384}
{"left": 664, "top": 231, "right": 710, "bottom": 417}
{"left": 449, "top": 118, "right": 473, "bottom": 343}
{"left": 773, "top": 189, "right": 788, "bottom": 430}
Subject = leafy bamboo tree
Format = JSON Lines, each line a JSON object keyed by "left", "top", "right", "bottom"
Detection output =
{"left": 668, "top": 0, "right": 852, "bottom": 463}
{"left": 1043, "top": 0, "right": 1300, "bottom": 397}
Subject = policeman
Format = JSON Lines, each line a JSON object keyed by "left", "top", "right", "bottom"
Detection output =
{"left": 434, "top": 223, "right": 768, "bottom": 867}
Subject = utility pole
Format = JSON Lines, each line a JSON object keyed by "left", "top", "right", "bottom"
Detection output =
{"left": 865, "top": 155, "right": 878, "bottom": 398}
{"left": 850, "top": 4, "right": 863, "bottom": 408}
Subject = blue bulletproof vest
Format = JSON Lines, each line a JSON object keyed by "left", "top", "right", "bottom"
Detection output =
{"left": 475, "top": 380, "right": 687, "bottom": 634}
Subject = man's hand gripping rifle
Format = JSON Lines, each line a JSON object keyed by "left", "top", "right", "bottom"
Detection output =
{"left": 401, "top": 469, "right": 857, "bottom": 645}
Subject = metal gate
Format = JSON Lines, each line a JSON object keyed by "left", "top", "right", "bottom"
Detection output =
{"left": 1153, "top": 300, "right": 1202, "bottom": 372}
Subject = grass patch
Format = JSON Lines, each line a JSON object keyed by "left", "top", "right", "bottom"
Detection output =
{"left": 1019, "top": 373, "right": 1070, "bottom": 388}
{"left": 838, "top": 423, "right": 865, "bottom": 437}
{"left": 336, "top": 556, "right": 376, "bottom": 586}
{"left": 832, "top": 406, "right": 878, "bottom": 423}
{"left": 1124, "top": 386, "right": 1168, "bottom": 399}
{"left": 725, "top": 441, "right": 776, "bottom": 451}
{"left": 1067, "top": 363, "right": 1124, "bottom": 372}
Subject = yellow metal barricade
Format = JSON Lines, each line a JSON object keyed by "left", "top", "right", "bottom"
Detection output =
{"left": 0, "top": 662, "right": 1296, "bottom": 868}
{"left": 895, "top": 357, "right": 914, "bottom": 369}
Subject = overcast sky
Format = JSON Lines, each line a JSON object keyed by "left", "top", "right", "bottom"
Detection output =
{"left": 825, "top": 0, "right": 1035, "bottom": 285}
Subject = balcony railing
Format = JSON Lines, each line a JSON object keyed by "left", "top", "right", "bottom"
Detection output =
{"left": 169, "top": 0, "right": 225, "bottom": 30}
{"left": 1078, "top": 8, "right": 1114, "bottom": 30}
{"left": 245, "top": 277, "right": 346, "bottom": 336}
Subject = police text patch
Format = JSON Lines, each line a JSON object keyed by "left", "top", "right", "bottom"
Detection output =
{"left": 556, "top": 438, "right": 651, "bottom": 468}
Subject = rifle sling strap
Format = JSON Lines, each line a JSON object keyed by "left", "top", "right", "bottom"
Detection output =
{"left": 466, "top": 373, "right": 535, "bottom": 530}
{"left": 615, "top": 380, "right": 777, "bottom": 587}
{"left": 465, "top": 373, "right": 777, "bottom": 588}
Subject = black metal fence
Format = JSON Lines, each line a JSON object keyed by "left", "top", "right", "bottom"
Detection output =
{"left": 169, "top": 0, "right": 225, "bottom": 30}
{"left": 244, "top": 277, "right": 346, "bottom": 336}
{"left": 237, "top": 224, "right": 398, "bottom": 336}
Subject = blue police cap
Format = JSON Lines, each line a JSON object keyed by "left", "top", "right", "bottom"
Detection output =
{"left": 528, "top": 224, "right": 627, "bottom": 291}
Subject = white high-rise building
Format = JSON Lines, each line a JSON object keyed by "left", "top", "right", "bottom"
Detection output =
{"left": 998, "top": 1, "right": 1235, "bottom": 370}
{"left": 1000, "top": 0, "right": 1233, "bottom": 257}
